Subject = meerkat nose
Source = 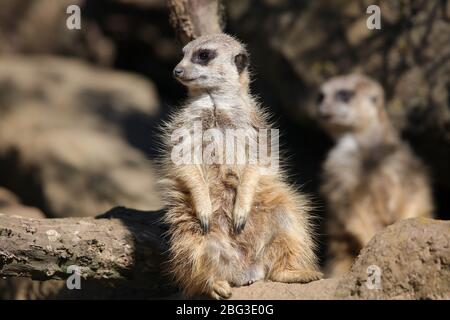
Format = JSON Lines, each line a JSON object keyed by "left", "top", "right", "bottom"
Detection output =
{"left": 173, "top": 67, "right": 184, "bottom": 78}
{"left": 318, "top": 106, "right": 332, "bottom": 119}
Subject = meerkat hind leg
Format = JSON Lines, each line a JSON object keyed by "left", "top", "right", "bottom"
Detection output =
{"left": 270, "top": 269, "right": 323, "bottom": 284}
{"left": 266, "top": 232, "right": 323, "bottom": 284}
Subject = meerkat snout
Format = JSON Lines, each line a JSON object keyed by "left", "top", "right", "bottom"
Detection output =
{"left": 173, "top": 34, "right": 250, "bottom": 90}
{"left": 173, "top": 66, "right": 184, "bottom": 78}
{"left": 317, "top": 88, "right": 354, "bottom": 119}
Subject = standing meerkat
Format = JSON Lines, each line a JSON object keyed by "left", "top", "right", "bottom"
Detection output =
{"left": 160, "top": 34, "right": 321, "bottom": 299}
{"left": 316, "top": 74, "right": 434, "bottom": 277}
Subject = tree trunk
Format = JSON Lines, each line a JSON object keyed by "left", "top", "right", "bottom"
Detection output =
{"left": 167, "top": 0, "right": 224, "bottom": 44}
{"left": 0, "top": 207, "right": 168, "bottom": 285}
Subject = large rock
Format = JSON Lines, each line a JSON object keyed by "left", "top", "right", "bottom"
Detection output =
{"left": 335, "top": 218, "right": 450, "bottom": 299}
{"left": 231, "top": 218, "right": 449, "bottom": 300}
{"left": 0, "top": 56, "right": 163, "bottom": 218}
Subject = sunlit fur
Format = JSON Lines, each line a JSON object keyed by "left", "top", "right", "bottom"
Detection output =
{"left": 317, "top": 74, "right": 434, "bottom": 277}
{"left": 159, "top": 34, "right": 321, "bottom": 299}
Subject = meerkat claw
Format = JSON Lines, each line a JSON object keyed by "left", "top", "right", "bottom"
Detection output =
{"left": 233, "top": 206, "right": 249, "bottom": 234}
{"left": 200, "top": 219, "right": 209, "bottom": 234}
{"left": 233, "top": 217, "right": 246, "bottom": 234}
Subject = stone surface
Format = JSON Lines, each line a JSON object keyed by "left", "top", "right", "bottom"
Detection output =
{"left": 335, "top": 218, "right": 450, "bottom": 299}
{"left": 0, "top": 56, "right": 163, "bottom": 218}
{"left": 231, "top": 278, "right": 340, "bottom": 300}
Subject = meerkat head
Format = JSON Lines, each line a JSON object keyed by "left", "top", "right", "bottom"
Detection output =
{"left": 316, "top": 74, "right": 386, "bottom": 138}
{"left": 173, "top": 33, "right": 250, "bottom": 92}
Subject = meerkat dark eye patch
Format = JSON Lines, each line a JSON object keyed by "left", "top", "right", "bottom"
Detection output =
{"left": 317, "top": 92, "right": 325, "bottom": 104}
{"left": 234, "top": 53, "right": 248, "bottom": 74}
{"left": 192, "top": 49, "right": 217, "bottom": 65}
{"left": 336, "top": 89, "right": 354, "bottom": 103}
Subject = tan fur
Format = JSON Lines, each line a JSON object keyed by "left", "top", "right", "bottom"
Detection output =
{"left": 160, "top": 34, "right": 321, "bottom": 299}
{"left": 317, "top": 74, "right": 434, "bottom": 277}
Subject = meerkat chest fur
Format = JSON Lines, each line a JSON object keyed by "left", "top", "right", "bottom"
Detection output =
{"left": 322, "top": 134, "right": 364, "bottom": 196}
{"left": 187, "top": 93, "right": 261, "bottom": 197}
{"left": 185, "top": 90, "right": 259, "bottom": 129}
{"left": 324, "top": 133, "right": 399, "bottom": 188}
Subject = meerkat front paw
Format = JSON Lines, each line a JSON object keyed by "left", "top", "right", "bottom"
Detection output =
{"left": 232, "top": 204, "right": 250, "bottom": 234}
{"left": 196, "top": 201, "right": 213, "bottom": 234}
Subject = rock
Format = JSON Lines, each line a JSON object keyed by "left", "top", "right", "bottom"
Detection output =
{"left": 0, "top": 187, "right": 44, "bottom": 219}
{"left": 0, "top": 188, "right": 20, "bottom": 207}
{"left": 0, "top": 56, "right": 163, "bottom": 218}
{"left": 231, "top": 218, "right": 449, "bottom": 300}
{"left": 231, "top": 278, "right": 340, "bottom": 300}
{"left": 336, "top": 218, "right": 450, "bottom": 299}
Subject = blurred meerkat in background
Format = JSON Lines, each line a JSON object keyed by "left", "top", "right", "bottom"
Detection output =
{"left": 160, "top": 33, "right": 321, "bottom": 299}
{"left": 316, "top": 74, "right": 434, "bottom": 277}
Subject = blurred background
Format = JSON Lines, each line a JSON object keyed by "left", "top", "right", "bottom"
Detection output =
{"left": 0, "top": 0, "right": 448, "bottom": 298}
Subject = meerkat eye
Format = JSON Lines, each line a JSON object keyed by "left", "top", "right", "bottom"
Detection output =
{"left": 199, "top": 50, "right": 210, "bottom": 60}
{"left": 317, "top": 92, "right": 325, "bottom": 104}
{"left": 336, "top": 89, "right": 354, "bottom": 103}
{"left": 192, "top": 49, "right": 217, "bottom": 65}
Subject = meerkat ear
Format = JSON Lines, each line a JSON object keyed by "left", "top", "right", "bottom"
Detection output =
{"left": 371, "top": 93, "right": 384, "bottom": 108}
{"left": 234, "top": 53, "right": 249, "bottom": 74}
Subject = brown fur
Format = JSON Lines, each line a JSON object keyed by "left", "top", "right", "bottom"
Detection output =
{"left": 317, "top": 74, "right": 434, "bottom": 277}
{"left": 160, "top": 34, "right": 321, "bottom": 299}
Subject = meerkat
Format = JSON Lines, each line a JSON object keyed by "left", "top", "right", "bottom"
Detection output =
{"left": 316, "top": 74, "right": 434, "bottom": 277}
{"left": 159, "top": 33, "right": 322, "bottom": 299}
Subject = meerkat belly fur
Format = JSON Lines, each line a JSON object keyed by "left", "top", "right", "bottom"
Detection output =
{"left": 316, "top": 74, "right": 434, "bottom": 277}
{"left": 160, "top": 34, "right": 321, "bottom": 299}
